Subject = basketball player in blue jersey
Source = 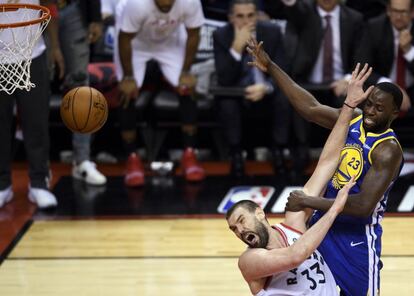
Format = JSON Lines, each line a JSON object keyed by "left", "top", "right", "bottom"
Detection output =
{"left": 246, "top": 38, "right": 404, "bottom": 296}
{"left": 226, "top": 64, "right": 373, "bottom": 295}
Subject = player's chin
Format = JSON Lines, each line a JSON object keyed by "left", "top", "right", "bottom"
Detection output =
{"left": 363, "top": 120, "right": 374, "bottom": 130}
{"left": 244, "top": 234, "right": 260, "bottom": 248}
{"left": 245, "top": 241, "right": 259, "bottom": 248}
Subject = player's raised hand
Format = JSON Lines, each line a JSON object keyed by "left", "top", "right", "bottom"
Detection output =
{"left": 344, "top": 63, "right": 374, "bottom": 108}
{"left": 246, "top": 38, "right": 271, "bottom": 72}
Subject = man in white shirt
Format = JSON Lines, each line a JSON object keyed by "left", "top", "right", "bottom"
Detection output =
{"left": 115, "top": 0, "right": 206, "bottom": 186}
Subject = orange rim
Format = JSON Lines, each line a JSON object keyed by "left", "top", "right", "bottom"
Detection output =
{"left": 0, "top": 4, "right": 50, "bottom": 29}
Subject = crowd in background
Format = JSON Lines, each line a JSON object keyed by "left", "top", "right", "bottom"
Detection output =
{"left": 1, "top": 0, "right": 413, "bottom": 209}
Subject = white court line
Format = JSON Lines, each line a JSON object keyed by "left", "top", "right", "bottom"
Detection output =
{"left": 271, "top": 186, "right": 303, "bottom": 213}
{"left": 398, "top": 186, "right": 414, "bottom": 212}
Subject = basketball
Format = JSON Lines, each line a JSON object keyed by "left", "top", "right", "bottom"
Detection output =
{"left": 60, "top": 86, "right": 108, "bottom": 134}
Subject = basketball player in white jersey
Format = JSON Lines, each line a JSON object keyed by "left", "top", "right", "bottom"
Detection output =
{"left": 226, "top": 63, "right": 374, "bottom": 295}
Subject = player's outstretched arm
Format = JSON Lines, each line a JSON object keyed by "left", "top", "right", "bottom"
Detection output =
{"left": 246, "top": 38, "right": 341, "bottom": 129}
{"left": 298, "top": 63, "right": 372, "bottom": 196}
{"left": 284, "top": 63, "right": 373, "bottom": 230}
{"left": 239, "top": 178, "right": 355, "bottom": 281}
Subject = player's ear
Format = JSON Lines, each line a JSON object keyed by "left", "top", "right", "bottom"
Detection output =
{"left": 255, "top": 207, "right": 265, "bottom": 221}
{"left": 392, "top": 108, "right": 399, "bottom": 121}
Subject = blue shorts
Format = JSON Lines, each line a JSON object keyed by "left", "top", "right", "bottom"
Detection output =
{"left": 310, "top": 214, "right": 383, "bottom": 296}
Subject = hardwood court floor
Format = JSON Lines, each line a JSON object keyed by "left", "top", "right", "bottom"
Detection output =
{"left": 0, "top": 218, "right": 413, "bottom": 295}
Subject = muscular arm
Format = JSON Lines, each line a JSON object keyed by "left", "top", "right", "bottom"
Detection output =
{"left": 118, "top": 31, "right": 136, "bottom": 77}
{"left": 284, "top": 64, "right": 373, "bottom": 229}
{"left": 284, "top": 104, "right": 355, "bottom": 231}
{"left": 266, "top": 61, "right": 344, "bottom": 129}
{"left": 182, "top": 27, "right": 201, "bottom": 73}
{"left": 300, "top": 140, "right": 403, "bottom": 217}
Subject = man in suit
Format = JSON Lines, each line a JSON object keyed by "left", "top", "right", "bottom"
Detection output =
{"left": 355, "top": 0, "right": 412, "bottom": 112}
{"left": 279, "top": 0, "right": 364, "bottom": 105}
{"left": 213, "top": 0, "right": 290, "bottom": 178}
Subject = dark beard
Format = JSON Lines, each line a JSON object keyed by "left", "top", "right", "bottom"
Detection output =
{"left": 250, "top": 220, "right": 269, "bottom": 248}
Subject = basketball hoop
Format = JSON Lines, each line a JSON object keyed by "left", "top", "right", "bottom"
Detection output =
{"left": 0, "top": 4, "right": 50, "bottom": 94}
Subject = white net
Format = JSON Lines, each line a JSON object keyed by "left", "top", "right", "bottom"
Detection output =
{"left": 0, "top": 5, "right": 50, "bottom": 94}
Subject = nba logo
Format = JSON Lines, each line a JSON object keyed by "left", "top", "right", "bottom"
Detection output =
{"left": 217, "top": 186, "right": 275, "bottom": 214}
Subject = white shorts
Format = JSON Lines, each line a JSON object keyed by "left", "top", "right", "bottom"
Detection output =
{"left": 114, "top": 34, "right": 186, "bottom": 87}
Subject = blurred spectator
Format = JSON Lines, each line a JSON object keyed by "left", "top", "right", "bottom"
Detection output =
{"left": 101, "top": 0, "right": 118, "bottom": 22}
{"left": 278, "top": 0, "right": 364, "bottom": 107}
{"left": 345, "top": 0, "right": 386, "bottom": 20}
{"left": 262, "top": 0, "right": 290, "bottom": 19}
{"left": 89, "top": 0, "right": 118, "bottom": 61}
{"left": 355, "top": 0, "right": 412, "bottom": 113}
{"left": 57, "top": 0, "right": 107, "bottom": 186}
{"left": 202, "top": 0, "right": 269, "bottom": 21}
{"left": 266, "top": 0, "right": 364, "bottom": 176}
{"left": 115, "top": 0, "right": 206, "bottom": 186}
{"left": 0, "top": 0, "right": 64, "bottom": 209}
{"left": 264, "top": 0, "right": 386, "bottom": 21}
{"left": 213, "top": 0, "right": 290, "bottom": 177}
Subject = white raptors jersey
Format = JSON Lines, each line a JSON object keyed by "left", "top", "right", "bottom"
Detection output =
{"left": 256, "top": 224, "right": 339, "bottom": 296}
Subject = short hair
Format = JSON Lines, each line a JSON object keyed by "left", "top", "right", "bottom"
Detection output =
{"left": 375, "top": 82, "right": 402, "bottom": 110}
{"left": 229, "top": 0, "right": 257, "bottom": 12}
{"left": 226, "top": 200, "right": 260, "bottom": 220}
{"left": 386, "top": 0, "right": 414, "bottom": 9}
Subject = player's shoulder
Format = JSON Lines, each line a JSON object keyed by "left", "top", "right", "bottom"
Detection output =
{"left": 239, "top": 247, "right": 266, "bottom": 260}
{"left": 371, "top": 138, "right": 402, "bottom": 165}
{"left": 238, "top": 248, "right": 264, "bottom": 271}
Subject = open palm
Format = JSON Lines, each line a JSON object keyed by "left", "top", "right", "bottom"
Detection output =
{"left": 246, "top": 38, "right": 271, "bottom": 72}
{"left": 345, "top": 63, "right": 374, "bottom": 107}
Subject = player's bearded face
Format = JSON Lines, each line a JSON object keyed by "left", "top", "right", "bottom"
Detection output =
{"left": 362, "top": 90, "right": 397, "bottom": 133}
{"left": 242, "top": 218, "right": 269, "bottom": 248}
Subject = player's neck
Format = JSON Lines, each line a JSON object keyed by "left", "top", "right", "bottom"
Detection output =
{"left": 266, "top": 227, "right": 287, "bottom": 249}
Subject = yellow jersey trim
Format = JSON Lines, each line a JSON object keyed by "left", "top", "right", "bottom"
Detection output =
{"left": 350, "top": 114, "right": 362, "bottom": 125}
{"left": 368, "top": 136, "right": 402, "bottom": 164}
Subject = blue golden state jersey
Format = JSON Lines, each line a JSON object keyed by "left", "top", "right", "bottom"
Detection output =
{"left": 310, "top": 114, "right": 404, "bottom": 296}
{"left": 321, "top": 114, "right": 403, "bottom": 225}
